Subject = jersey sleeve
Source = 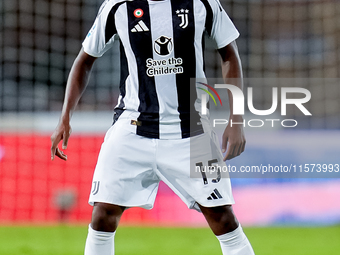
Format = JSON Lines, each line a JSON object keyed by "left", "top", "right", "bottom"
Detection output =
{"left": 209, "top": 0, "right": 240, "bottom": 49}
{"left": 82, "top": 0, "right": 118, "bottom": 57}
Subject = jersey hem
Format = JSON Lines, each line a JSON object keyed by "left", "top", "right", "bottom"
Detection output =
{"left": 136, "top": 127, "right": 204, "bottom": 140}
{"left": 88, "top": 200, "right": 154, "bottom": 210}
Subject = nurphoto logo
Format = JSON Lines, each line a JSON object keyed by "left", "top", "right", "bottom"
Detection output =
{"left": 198, "top": 82, "right": 312, "bottom": 128}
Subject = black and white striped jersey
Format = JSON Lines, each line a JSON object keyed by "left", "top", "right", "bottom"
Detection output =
{"left": 83, "top": 0, "right": 239, "bottom": 139}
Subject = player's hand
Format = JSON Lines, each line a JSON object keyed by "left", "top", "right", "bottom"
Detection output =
{"left": 50, "top": 119, "right": 72, "bottom": 161}
{"left": 221, "top": 116, "right": 246, "bottom": 161}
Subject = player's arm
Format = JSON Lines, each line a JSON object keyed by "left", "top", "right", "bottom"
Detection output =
{"left": 218, "top": 40, "right": 246, "bottom": 161}
{"left": 51, "top": 48, "right": 97, "bottom": 161}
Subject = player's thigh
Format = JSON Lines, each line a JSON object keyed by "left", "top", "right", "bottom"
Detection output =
{"left": 89, "top": 119, "right": 160, "bottom": 208}
{"left": 156, "top": 132, "right": 234, "bottom": 210}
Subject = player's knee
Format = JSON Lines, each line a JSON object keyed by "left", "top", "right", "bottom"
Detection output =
{"left": 91, "top": 202, "right": 125, "bottom": 232}
{"left": 199, "top": 204, "right": 239, "bottom": 235}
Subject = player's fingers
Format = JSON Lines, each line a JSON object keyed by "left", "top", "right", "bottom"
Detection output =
{"left": 235, "top": 143, "right": 243, "bottom": 156}
{"left": 62, "top": 128, "right": 72, "bottom": 149}
{"left": 221, "top": 136, "right": 228, "bottom": 153}
{"left": 236, "top": 144, "right": 243, "bottom": 156}
{"left": 225, "top": 140, "right": 245, "bottom": 160}
{"left": 50, "top": 134, "right": 61, "bottom": 161}
{"left": 56, "top": 147, "right": 67, "bottom": 161}
{"left": 223, "top": 143, "right": 235, "bottom": 161}
{"left": 233, "top": 139, "right": 246, "bottom": 158}
{"left": 241, "top": 140, "right": 246, "bottom": 153}
{"left": 51, "top": 146, "right": 56, "bottom": 161}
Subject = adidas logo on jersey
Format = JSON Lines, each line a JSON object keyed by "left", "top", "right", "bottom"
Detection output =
{"left": 207, "top": 189, "right": 223, "bottom": 200}
{"left": 131, "top": 20, "right": 149, "bottom": 32}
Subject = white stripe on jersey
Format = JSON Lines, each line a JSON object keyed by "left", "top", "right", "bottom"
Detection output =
{"left": 149, "top": 0, "right": 182, "bottom": 139}
{"left": 194, "top": 0, "right": 206, "bottom": 79}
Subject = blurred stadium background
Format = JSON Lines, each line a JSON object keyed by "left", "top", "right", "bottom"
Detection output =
{"left": 0, "top": 0, "right": 340, "bottom": 253}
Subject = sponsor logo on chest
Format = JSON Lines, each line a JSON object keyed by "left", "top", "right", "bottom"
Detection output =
{"left": 146, "top": 36, "right": 183, "bottom": 77}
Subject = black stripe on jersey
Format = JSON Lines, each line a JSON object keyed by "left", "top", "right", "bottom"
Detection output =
{"left": 200, "top": 0, "right": 213, "bottom": 36}
{"left": 202, "top": 33, "right": 206, "bottom": 72}
{"left": 107, "top": 2, "right": 128, "bottom": 125}
{"left": 105, "top": 2, "right": 126, "bottom": 43}
{"left": 119, "top": 42, "right": 128, "bottom": 104}
{"left": 113, "top": 42, "right": 129, "bottom": 125}
{"left": 171, "top": 0, "right": 203, "bottom": 138}
{"left": 127, "top": 0, "right": 159, "bottom": 138}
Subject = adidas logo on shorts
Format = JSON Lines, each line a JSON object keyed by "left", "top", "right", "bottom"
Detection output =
{"left": 207, "top": 189, "right": 223, "bottom": 200}
{"left": 131, "top": 20, "right": 149, "bottom": 32}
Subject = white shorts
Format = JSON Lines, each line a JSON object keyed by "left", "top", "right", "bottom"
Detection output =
{"left": 89, "top": 114, "right": 234, "bottom": 212}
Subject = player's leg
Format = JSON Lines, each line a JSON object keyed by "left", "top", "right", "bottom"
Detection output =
{"left": 84, "top": 115, "right": 160, "bottom": 255}
{"left": 91, "top": 202, "right": 125, "bottom": 232}
{"left": 198, "top": 204, "right": 238, "bottom": 235}
{"left": 155, "top": 132, "right": 255, "bottom": 254}
{"left": 199, "top": 204, "right": 255, "bottom": 255}
{"left": 85, "top": 203, "right": 125, "bottom": 255}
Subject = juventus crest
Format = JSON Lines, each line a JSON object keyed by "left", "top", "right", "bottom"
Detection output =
{"left": 176, "top": 9, "right": 189, "bottom": 29}
{"left": 91, "top": 181, "right": 100, "bottom": 195}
